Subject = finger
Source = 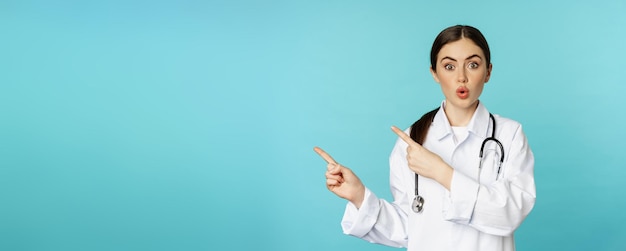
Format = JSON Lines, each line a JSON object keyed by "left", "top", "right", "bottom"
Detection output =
{"left": 313, "top": 146, "right": 337, "bottom": 164}
{"left": 328, "top": 166, "right": 339, "bottom": 174}
{"left": 326, "top": 174, "right": 344, "bottom": 184}
{"left": 327, "top": 178, "right": 342, "bottom": 187}
{"left": 391, "top": 126, "right": 419, "bottom": 147}
{"left": 327, "top": 163, "right": 342, "bottom": 173}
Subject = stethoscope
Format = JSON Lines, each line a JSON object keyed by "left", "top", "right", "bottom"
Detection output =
{"left": 412, "top": 113, "right": 505, "bottom": 213}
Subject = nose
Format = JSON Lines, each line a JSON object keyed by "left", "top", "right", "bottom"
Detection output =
{"left": 457, "top": 68, "right": 468, "bottom": 83}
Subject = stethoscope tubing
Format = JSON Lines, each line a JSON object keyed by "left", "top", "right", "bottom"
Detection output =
{"left": 412, "top": 113, "right": 505, "bottom": 213}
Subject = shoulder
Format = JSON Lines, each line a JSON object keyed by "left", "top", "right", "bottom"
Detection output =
{"left": 491, "top": 113, "right": 528, "bottom": 141}
{"left": 492, "top": 114, "right": 521, "bottom": 129}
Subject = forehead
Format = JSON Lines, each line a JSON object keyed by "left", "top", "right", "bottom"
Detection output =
{"left": 437, "top": 38, "right": 485, "bottom": 60}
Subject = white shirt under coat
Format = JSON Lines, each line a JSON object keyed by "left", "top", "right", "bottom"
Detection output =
{"left": 341, "top": 101, "right": 536, "bottom": 251}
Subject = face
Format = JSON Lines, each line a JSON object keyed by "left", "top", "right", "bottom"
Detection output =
{"left": 430, "top": 38, "right": 492, "bottom": 112}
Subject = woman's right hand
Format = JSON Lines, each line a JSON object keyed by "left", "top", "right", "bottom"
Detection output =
{"left": 314, "top": 147, "right": 365, "bottom": 208}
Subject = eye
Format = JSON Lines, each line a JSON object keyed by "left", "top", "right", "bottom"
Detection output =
{"left": 468, "top": 62, "right": 479, "bottom": 69}
{"left": 444, "top": 64, "right": 455, "bottom": 71}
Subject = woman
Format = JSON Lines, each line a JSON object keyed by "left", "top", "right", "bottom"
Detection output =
{"left": 314, "top": 25, "right": 536, "bottom": 251}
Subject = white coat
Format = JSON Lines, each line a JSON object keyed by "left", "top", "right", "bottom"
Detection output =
{"left": 341, "top": 101, "right": 536, "bottom": 251}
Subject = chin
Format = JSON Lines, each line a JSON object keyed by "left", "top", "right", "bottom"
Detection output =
{"left": 447, "top": 98, "right": 479, "bottom": 110}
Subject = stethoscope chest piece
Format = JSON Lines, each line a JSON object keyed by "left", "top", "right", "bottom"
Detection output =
{"left": 409, "top": 112, "right": 503, "bottom": 214}
{"left": 412, "top": 195, "right": 424, "bottom": 213}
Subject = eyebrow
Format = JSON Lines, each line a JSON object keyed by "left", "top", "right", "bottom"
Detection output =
{"left": 440, "top": 54, "right": 482, "bottom": 62}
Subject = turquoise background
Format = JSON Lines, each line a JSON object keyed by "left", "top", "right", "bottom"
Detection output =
{"left": 1, "top": 0, "right": 625, "bottom": 250}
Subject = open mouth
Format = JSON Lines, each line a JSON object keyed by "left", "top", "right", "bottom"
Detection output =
{"left": 456, "top": 86, "right": 469, "bottom": 99}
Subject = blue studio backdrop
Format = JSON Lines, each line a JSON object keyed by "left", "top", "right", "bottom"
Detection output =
{"left": 1, "top": 0, "right": 625, "bottom": 250}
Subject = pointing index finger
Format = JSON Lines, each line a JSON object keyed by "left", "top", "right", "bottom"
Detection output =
{"left": 391, "top": 126, "right": 419, "bottom": 147}
{"left": 313, "top": 146, "right": 337, "bottom": 164}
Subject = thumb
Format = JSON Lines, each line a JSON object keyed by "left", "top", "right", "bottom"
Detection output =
{"left": 337, "top": 165, "right": 358, "bottom": 182}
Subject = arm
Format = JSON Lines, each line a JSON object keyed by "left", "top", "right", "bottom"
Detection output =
{"left": 340, "top": 140, "right": 411, "bottom": 248}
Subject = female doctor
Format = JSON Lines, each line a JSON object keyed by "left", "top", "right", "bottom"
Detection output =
{"left": 314, "top": 25, "right": 535, "bottom": 251}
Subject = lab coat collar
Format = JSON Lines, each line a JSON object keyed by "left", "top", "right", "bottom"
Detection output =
{"left": 466, "top": 101, "right": 491, "bottom": 138}
{"left": 431, "top": 100, "right": 491, "bottom": 141}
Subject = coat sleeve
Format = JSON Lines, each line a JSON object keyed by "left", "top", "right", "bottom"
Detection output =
{"left": 442, "top": 124, "right": 536, "bottom": 236}
{"left": 340, "top": 139, "right": 410, "bottom": 248}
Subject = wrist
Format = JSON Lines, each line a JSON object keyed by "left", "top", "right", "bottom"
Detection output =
{"left": 436, "top": 163, "right": 453, "bottom": 190}
{"left": 350, "top": 185, "right": 366, "bottom": 209}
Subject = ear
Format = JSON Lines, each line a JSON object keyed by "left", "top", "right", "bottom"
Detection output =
{"left": 430, "top": 66, "right": 440, "bottom": 83}
{"left": 484, "top": 63, "right": 493, "bottom": 83}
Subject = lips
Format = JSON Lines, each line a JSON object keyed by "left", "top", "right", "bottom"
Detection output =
{"left": 456, "top": 86, "right": 469, "bottom": 99}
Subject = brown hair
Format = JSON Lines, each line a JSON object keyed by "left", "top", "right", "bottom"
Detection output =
{"left": 430, "top": 25, "right": 491, "bottom": 73}
{"left": 411, "top": 25, "right": 490, "bottom": 144}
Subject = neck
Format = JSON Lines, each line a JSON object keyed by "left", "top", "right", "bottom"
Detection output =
{"left": 444, "top": 101, "right": 479, "bottom": 127}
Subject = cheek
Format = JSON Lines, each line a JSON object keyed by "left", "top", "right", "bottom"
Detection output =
{"left": 472, "top": 83, "right": 486, "bottom": 97}
{"left": 471, "top": 70, "right": 489, "bottom": 83}
{"left": 476, "top": 84, "right": 485, "bottom": 93}
{"left": 437, "top": 73, "right": 456, "bottom": 85}
{"left": 438, "top": 79, "right": 457, "bottom": 94}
